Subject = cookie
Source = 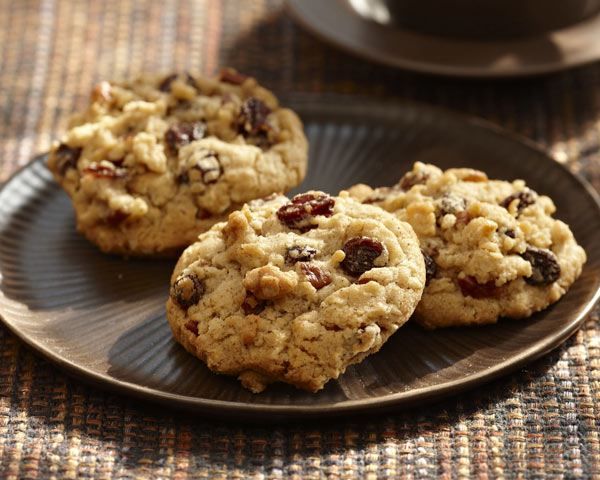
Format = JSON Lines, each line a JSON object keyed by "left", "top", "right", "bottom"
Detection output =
{"left": 47, "top": 70, "right": 308, "bottom": 256}
{"left": 348, "top": 162, "right": 586, "bottom": 328}
{"left": 166, "top": 191, "right": 425, "bottom": 392}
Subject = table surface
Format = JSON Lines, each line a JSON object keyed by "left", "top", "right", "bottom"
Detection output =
{"left": 1, "top": 1, "right": 599, "bottom": 478}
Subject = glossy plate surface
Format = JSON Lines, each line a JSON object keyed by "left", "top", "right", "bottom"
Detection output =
{"left": 286, "top": 0, "right": 600, "bottom": 78}
{"left": 1, "top": 97, "right": 599, "bottom": 419}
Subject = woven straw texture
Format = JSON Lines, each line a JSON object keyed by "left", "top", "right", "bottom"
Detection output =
{"left": 1, "top": 0, "right": 600, "bottom": 478}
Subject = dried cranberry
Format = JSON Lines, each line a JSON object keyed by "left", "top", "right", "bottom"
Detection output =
{"left": 238, "top": 97, "right": 271, "bottom": 136}
{"left": 340, "top": 237, "right": 384, "bottom": 277}
{"left": 398, "top": 171, "right": 429, "bottom": 190}
{"left": 285, "top": 245, "right": 317, "bottom": 264}
{"left": 276, "top": 193, "right": 335, "bottom": 232}
{"left": 83, "top": 163, "right": 126, "bottom": 179}
{"left": 241, "top": 292, "right": 268, "bottom": 315}
{"left": 184, "top": 320, "right": 199, "bottom": 336}
{"left": 422, "top": 250, "right": 437, "bottom": 285}
{"left": 165, "top": 122, "right": 206, "bottom": 152}
{"left": 300, "top": 263, "right": 332, "bottom": 290}
{"left": 457, "top": 276, "right": 500, "bottom": 299}
{"left": 521, "top": 247, "right": 561, "bottom": 285}
{"left": 170, "top": 273, "right": 205, "bottom": 310}
{"left": 54, "top": 144, "right": 82, "bottom": 175}
{"left": 501, "top": 189, "right": 536, "bottom": 214}
{"left": 219, "top": 68, "right": 248, "bottom": 85}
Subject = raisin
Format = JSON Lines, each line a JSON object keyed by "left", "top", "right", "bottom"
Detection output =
{"left": 300, "top": 263, "right": 332, "bottom": 290}
{"left": 276, "top": 193, "right": 335, "bottom": 231}
{"left": 170, "top": 273, "right": 205, "bottom": 310}
{"left": 185, "top": 73, "right": 199, "bottom": 90}
{"left": 176, "top": 172, "right": 189, "bottom": 185}
{"left": 439, "top": 194, "right": 466, "bottom": 216}
{"left": 197, "top": 152, "right": 221, "bottom": 184}
{"left": 340, "top": 237, "right": 384, "bottom": 277}
{"left": 398, "top": 171, "right": 429, "bottom": 190}
{"left": 196, "top": 208, "right": 211, "bottom": 220}
{"left": 54, "top": 144, "right": 82, "bottom": 176}
{"left": 184, "top": 320, "right": 199, "bottom": 336}
{"left": 177, "top": 151, "right": 222, "bottom": 185}
{"left": 504, "top": 229, "right": 516, "bottom": 238}
{"left": 219, "top": 68, "right": 248, "bottom": 85}
{"left": 285, "top": 245, "right": 317, "bottom": 264}
{"left": 501, "top": 189, "right": 536, "bottom": 214}
{"left": 521, "top": 247, "right": 561, "bottom": 285}
{"left": 83, "top": 163, "right": 126, "bottom": 179}
{"left": 458, "top": 276, "right": 500, "bottom": 299}
{"left": 159, "top": 74, "right": 178, "bottom": 92}
{"left": 165, "top": 122, "right": 206, "bottom": 152}
{"left": 422, "top": 250, "right": 437, "bottom": 285}
{"left": 241, "top": 292, "right": 268, "bottom": 315}
{"left": 238, "top": 97, "right": 271, "bottom": 136}
{"left": 325, "top": 324, "right": 343, "bottom": 332}
{"left": 105, "top": 210, "right": 129, "bottom": 227}
{"left": 458, "top": 276, "right": 500, "bottom": 298}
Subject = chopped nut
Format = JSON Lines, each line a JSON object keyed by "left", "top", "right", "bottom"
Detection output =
{"left": 243, "top": 265, "right": 297, "bottom": 300}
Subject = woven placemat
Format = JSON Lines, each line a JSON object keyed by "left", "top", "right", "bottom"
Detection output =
{"left": 1, "top": 0, "right": 599, "bottom": 478}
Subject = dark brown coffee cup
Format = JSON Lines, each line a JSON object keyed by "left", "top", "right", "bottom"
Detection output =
{"left": 377, "top": 0, "right": 600, "bottom": 38}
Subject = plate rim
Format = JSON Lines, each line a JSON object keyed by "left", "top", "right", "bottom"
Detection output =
{"left": 1, "top": 97, "right": 599, "bottom": 419}
{"left": 286, "top": 0, "right": 600, "bottom": 78}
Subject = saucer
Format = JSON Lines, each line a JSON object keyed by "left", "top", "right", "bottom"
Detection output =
{"left": 287, "top": 0, "right": 600, "bottom": 77}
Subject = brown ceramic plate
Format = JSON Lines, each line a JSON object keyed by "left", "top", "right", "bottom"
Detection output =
{"left": 286, "top": 0, "right": 600, "bottom": 77}
{"left": 0, "top": 96, "right": 599, "bottom": 420}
